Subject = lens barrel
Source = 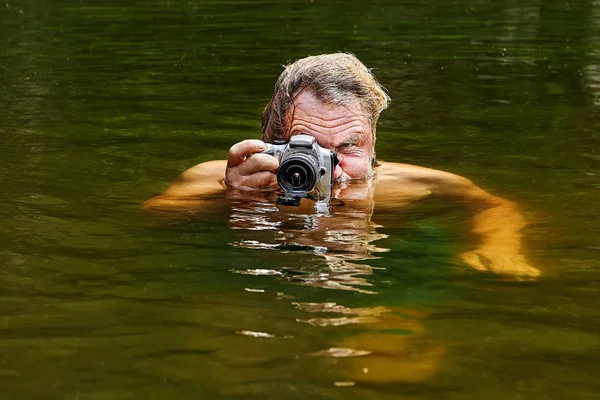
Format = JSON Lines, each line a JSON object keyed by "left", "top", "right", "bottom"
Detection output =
{"left": 277, "top": 153, "right": 319, "bottom": 193}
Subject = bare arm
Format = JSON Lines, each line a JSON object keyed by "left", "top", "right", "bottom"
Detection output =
{"left": 430, "top": 172, "right": 538, "bottom": 277}
{"left": 143, "top": 160, "right": 227, "bottom": 210}
{"left": 144, "top": 140, "right": 279, "bottom": 211}
{"left": 376, "top": 162, "right": 540, "bottom": 278}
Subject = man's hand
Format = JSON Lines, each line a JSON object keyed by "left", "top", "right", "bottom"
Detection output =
{"left": 225, "top": 140, "right": 279, "bottom": 190}
{"left": 460, "top": 247, "right": 541, "bottom": 278}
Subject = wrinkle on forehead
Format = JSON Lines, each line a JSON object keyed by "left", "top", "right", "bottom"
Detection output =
{"left": 288, "top": 120, "right": 365, "bottom": 139}
{"left": 284, "top": 91, "right": 371, "bottom": 141}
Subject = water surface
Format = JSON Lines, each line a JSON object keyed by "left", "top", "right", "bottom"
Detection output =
{"left": 1, "top": 0, "right": 600, "bottom": 398}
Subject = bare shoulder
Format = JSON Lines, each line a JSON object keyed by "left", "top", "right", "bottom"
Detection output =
{"left": 373, "top": 161, "right": 485, "bottom": 205}
{"left": 376, "top": 161, "right": 472, "bottom": 187}
{"left": 179, "top": 159, "right": 227, "bottom": 181}
{"left": 375, "top": 161, "right": 503, "bottom": 206}
{"left": 162, "top": 159, "right": 227, "bottom": 197}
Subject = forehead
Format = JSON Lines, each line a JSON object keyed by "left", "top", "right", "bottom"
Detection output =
{"left": 285, "top": 91, "right": 371, "bottom": 140}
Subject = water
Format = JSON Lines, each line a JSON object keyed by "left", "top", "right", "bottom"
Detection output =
{"left": 1, "top": 0, "right": 600, "bottom": 398}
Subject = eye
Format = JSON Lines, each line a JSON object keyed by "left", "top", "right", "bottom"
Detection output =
{"left": 340, "top": 142, "right": 356, "bottom": 149}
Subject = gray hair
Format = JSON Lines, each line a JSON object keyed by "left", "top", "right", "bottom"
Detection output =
{"left": 261, "top": 53, "right": 391, "bottom": 143}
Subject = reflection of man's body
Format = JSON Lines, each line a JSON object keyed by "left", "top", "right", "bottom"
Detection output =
{"left": 146, "top": 53, "right": 539, "bottom": 278}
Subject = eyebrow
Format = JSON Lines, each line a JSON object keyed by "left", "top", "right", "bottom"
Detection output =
{"left": 340, "top": 134, "right": 365, "bottom": 145}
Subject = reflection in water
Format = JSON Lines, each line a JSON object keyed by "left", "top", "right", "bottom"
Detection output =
{"left": 294, "top": 302, "right": 392, "bottom": 327}
{"left": 498, "top": 2, "right": 540, "bottom": 65}
{"left": 227, "top": 192, "right": 444, "bottom": 383}
{"left": 585, "top": 0, "right": 600, "bottom": 105}
{"left": 236, "top": 330, "right": 293, "bottom": 339}
{"left": 233, "top": 257, "right": 376, "bottom": 294}
{"left": 229, "top": 193, "right": 386, "bottom": 294}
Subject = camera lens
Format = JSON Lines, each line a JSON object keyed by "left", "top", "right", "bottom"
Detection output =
{"left": 277, "top": 153, "right": 319, "bottom": 193}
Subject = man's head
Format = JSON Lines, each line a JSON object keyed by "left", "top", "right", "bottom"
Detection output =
{"left": 261, "top": 53, "right": 390, "bottom": 181}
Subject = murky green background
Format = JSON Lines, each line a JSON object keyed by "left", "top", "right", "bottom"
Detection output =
{"left": 2, "top": 0, "right": 600, "bottom": 398}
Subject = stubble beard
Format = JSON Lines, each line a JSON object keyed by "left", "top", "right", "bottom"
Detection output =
{"left": 332, "top": 160, "right": 375, "bottom": 184}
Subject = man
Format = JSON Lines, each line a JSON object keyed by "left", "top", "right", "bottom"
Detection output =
{"left": 145, "top": 53, "right": 540, "bottom": 278}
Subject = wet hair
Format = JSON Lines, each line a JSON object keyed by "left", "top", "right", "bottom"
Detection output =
{"left": 261, "top": 53, "right": 391, "bottom": 144}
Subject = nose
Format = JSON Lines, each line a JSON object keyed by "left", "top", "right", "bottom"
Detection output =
{"left": 333, "top": 164, "right": 343, "bottom": 180}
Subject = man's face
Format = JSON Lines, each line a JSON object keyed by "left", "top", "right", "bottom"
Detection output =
{"left": 284, "top": 91, "right": 374, "bottom": 182}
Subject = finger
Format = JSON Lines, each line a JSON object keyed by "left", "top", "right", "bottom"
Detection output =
{"left": 501, "top": 265, "right": 540, "bottom": 278}
{"left": 225, "top": 158, "right": 278, "bottom": 189}
{"left": 526, "top": 266, "right": 541, "bottom": 277}
{"left": 239, "top": 171, "right": 278, "bottom": 188}
{"left": 459, "top": 251, "right": 487, "bottom": 271}
{"left": 227, "top": 140, "right": 266, "bottom": 168}
{"left": 237, "top": 153, "right": 279, "bottom": 176}
{"left": 491, "top": 257, "right": 541, "bottom": 278}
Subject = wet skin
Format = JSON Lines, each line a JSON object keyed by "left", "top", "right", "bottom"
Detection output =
{"left": 145, "top": 91, "right": 540, "bottom": 278}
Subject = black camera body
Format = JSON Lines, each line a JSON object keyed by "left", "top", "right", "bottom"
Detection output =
{"left": 262, "top": 134, "right": 338, "bottom": 197}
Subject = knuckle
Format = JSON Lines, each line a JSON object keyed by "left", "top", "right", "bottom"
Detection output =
{"left": 225, "top": 169, "right": 241, "bottom": 186}
{"left": 249, "top": 171, "right": 274, "bottom": 188}
{"left": 261, "top": 171, "right": 278, "bottom": 186}
{"left": 255, "top": 154, "right": 278, "bottom": 169}
{"left": 253, "top": 153, "right": 269, "bottom": 164}
{"left": 240, "top": 139, "right": 257, "bottom": 150}
{"left": 250, "top": 175, "right": 265, "bottom": 188}
{"left": 237, "top": 176, "right": 250, "bottom": 188}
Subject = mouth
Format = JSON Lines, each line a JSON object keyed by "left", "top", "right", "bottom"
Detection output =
{"left": 333, "top": 174, "right": 350, "bottom": 184}
{"left": 333, "top": 168, "right": 374, "bottom": 184}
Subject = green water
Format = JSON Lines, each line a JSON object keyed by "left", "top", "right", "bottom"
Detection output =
{"left": 2, "top": 0, "right": 600, "bottom": 398}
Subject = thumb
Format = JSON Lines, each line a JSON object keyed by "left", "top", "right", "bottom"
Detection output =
{"left": 227, "top": 140, "right": 266, "bottom": 168}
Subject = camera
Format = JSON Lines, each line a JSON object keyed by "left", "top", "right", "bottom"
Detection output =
{"left": 262, "top": 134, "right": 339, "bottom": 198}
